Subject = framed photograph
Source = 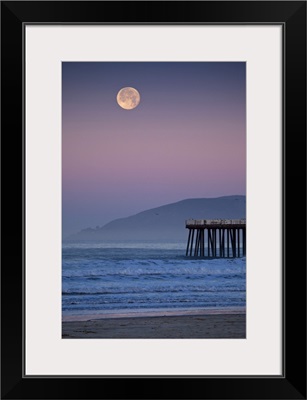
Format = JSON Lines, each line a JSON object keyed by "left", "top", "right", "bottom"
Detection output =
{"left": 61, "top": 60, "right": 247, "bottom": 341}
{"left": 1, "top": 1, "right": 306, "bottom": 399}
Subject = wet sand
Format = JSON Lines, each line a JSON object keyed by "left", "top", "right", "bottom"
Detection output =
{"left": 62, "top": 310, "right": 246, "bottom": 339}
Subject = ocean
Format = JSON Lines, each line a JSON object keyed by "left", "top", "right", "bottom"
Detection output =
{"left": 62, "top": 241, "right": 246, "bottom": 318}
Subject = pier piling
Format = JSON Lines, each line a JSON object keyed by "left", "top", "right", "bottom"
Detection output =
{"left": 185, "top": 219, "right": 246, "bottom": 258}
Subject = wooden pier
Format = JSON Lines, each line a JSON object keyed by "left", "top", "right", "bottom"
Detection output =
{"left": 186, "top": 219, "right": 246, "bottom": 258}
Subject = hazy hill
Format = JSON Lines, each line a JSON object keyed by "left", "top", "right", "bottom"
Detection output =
{"left": 67, "top": 195, "right": 246, "bottom": 242}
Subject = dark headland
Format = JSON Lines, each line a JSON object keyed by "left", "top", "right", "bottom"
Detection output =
{"left": 66, "top": 195, "right": 246, "bottom": 242}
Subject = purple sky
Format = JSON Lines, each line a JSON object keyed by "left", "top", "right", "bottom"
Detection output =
{"left": 62, "top": 62, "right": 246, "bottom": 236}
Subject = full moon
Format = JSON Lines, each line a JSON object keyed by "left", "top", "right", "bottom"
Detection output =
{"left": 117, "top": 87, "right": 140, "bottom": 110}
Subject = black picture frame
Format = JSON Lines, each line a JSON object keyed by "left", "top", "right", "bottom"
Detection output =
{"left": 1, "top": 1, "right": 306, "bottom": 399}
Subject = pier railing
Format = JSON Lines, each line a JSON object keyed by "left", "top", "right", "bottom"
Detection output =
{"left": 186, "top": 219, "right": 246, "bottom": 227}
{"left": 185, "top": 219, "right": 246, "bottom": 258}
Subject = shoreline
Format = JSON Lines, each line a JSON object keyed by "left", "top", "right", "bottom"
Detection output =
{"left": 62, "top": 306, "right": 246, "bottom": 322}
{"left": 62, "top": 308, "right": 246, "bottom": 339}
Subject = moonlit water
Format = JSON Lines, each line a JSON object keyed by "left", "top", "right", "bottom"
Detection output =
{"left": 62, "top": 241, "right": 246, "bottom": 317}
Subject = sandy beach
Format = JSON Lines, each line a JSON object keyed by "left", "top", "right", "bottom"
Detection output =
{"left": 62, "top": 309, "right": 246, "bottom": 339}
